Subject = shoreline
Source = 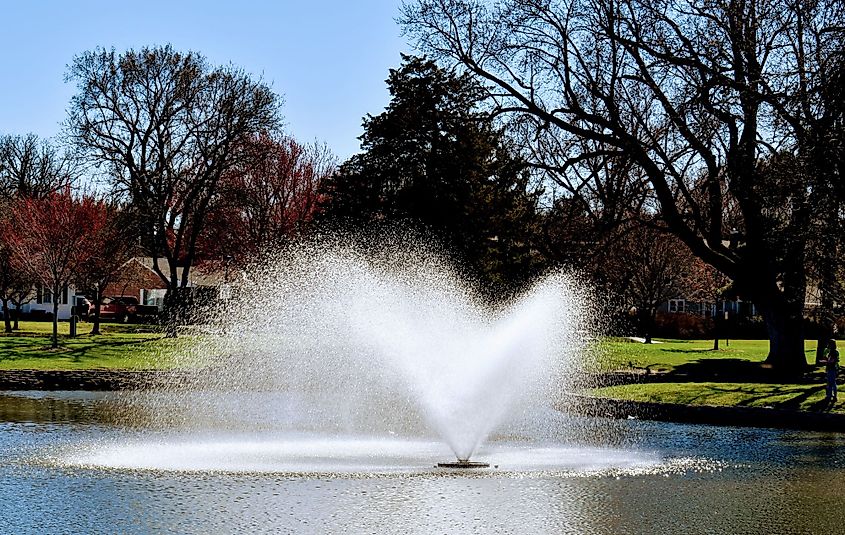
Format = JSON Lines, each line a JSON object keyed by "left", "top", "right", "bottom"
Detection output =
{"left": 2, "top": 369, "right": 844, "bottom": 433}
{"left": 0, "top": 369, "right": 191, "bottom": 390}
{"left": 558, "top": 393, "right": 845, "bottom": 433}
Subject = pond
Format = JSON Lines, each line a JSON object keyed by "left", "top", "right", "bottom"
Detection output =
{"left": 1, "top": 390, "right": 844, "bottom": 534}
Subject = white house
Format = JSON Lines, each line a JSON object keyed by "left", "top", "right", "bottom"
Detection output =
{"left": 20, "top": 284, "right": 88, "bottom": 321}
{"left": 16, "top": 257, "right": 235, "bottom": 321}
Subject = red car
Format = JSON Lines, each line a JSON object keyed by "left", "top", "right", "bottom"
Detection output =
{"left": 93, "top": 296, "right": 159, "bottom": 323}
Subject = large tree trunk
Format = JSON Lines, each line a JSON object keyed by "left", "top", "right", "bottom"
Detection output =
{"left": 12, "top": 303, "right": 20, "bottom": 330}
{"left": 638, "top": 307, "right": 654, "bottom": 344}
{"left": 759, "top": 300, "right": 807, "bottom": 377}
{"left": 2, "top": 298, "right": 11, "bottom": 334}
{"left": 163, "top": 287, "right": 179, "bottom": 338}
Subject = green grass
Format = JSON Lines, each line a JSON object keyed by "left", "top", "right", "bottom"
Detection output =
{"left": 586, "top": 338, "right": 818, "bottom": 373}
{"left": 584, "top": 337, "right": 840, "bottom": 414}
{"left": 590, "top": 382, "right": 842, "bottom": 414}
{"left": 0, "top": 320, "right": 202, "bottom": 370}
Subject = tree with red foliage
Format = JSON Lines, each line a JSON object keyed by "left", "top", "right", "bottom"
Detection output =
{"left": 0, "top": 205, "right": 33, "bottom": 332}
{"left": 0, "top": 246, "right": 37, "bottom": 333}
{"left": 74, "top": 204, "right": 138, "bottom": 335}
{"left": 682, "top": 256, "right": 732, "bottom": 350}
{"left": 199, "top": 134, "right": 335, "bottom": 267}
{"left": 8, "top": 191, "right": 104, "bottom": 348}
{"left": 1, "top": 135, "right": 77, "bottom": 332}
{"left": 596, "top": 223, "right": 693, "bottom": 344}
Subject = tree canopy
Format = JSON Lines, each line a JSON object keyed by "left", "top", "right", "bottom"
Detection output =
{"left": 402, "top": 0, "right": 845, "bottom": 373}
{"left": 318, "top": 55, "right": 542, "bottom": 291}
{"left": 66, "top": 45, "right": 282, "bottom": 334}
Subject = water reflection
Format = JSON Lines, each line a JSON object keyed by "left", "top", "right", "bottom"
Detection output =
{"left": 2, "top": 391, "right": 845, "bottom": 534}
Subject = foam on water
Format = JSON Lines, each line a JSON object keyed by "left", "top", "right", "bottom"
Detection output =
{"left": 60, "top": 433, "right": 679, "bottom": 475}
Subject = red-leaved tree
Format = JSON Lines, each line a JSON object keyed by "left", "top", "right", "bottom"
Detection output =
{"left": 682, "top": 257, "right": 732, "bottom": 349}
{"left": 198, "top": 134, "right": 335, "bottom": 267}
{"left": 74, "top": 204, "right": 137, "bottom": 335}
{"left": 8, "top": 191, "right": 104, "bottom": 348}
{"left": 0, "top": 205, "right": 35, "bottom": 333}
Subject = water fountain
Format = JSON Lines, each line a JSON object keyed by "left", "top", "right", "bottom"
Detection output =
{"left": 75, "top": 235, "right": 596, "bottom": 472}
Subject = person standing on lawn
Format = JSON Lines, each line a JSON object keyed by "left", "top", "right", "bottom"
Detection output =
{"left": 823, "top": 339, "right": 840, "bottom": 401}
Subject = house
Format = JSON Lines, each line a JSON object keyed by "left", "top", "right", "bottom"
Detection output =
{"left": 20, "top": 258, "right": 175, "bottom": 320}
{"left": 663, "top": 280, "right": 827, "bottom": 320}
{"left": 18, "top": 257, "right": 236, "bottom": 321}
{"left": 21, "top": 284, "right": 88, "bottom": 321}
{"left": 661, "top": 297, "right": 757, "bottom": 318}
{"left": 101, "top": 257, "right": 172, "bottom": 309}
{"left": 114, "top": 256, "right": 237, "bottom": 303}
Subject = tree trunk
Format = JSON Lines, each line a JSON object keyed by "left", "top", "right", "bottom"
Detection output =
{"left": 13, "top": 303, "right": 20, "bottom": 330}
{"left": 713, "top": 305, "right": 720, "bottom": 350}
{"left": 2, "top": 299, "right": 11, "bottom": 334}
{"left": 163, "top": 287, "right": 179, "bottom": 338}
{"left": 760, "top": 300, "right": 807, "bottom": 377}
{"left": 51, "top": 284, "right": 60, "bottom": 349}
{"left": 638, "top": 308, "right": 654, "bottom": 344}
{"left": 91, "top": 288, "right": 102, "bottom": 336}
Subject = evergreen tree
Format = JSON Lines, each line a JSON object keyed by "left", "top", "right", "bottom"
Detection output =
{"left": 319, "top": 55, "right": 541, "bottom": 292}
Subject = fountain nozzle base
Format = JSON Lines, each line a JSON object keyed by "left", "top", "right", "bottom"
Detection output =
{"left": 437, "top": 459, "right": 490, "bottom": 469}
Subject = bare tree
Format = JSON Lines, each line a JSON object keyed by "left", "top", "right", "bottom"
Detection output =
{"left": 402, "top": 0, "right": 845, "bottom": 375}
{"left": 0, "top": 134, "right": 76, "bottom": 199}
{"left": 65, "top": 45, "right": 282, "bottom": 335}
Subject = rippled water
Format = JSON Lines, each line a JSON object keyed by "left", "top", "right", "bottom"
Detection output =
{"left": 2, "top": 390, "right": 845, "bottom": 534}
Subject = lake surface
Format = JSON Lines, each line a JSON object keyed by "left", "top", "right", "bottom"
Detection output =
{"left": 2, "top": 390, "right": 844, "bottom": 534}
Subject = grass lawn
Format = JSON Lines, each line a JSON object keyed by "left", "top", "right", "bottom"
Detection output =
{"left": 0, "top": 320, "right": 202, "bottom": 370}
{"left": 590, "top": 382, "right": 842, "bottom": 414}
{"left": 586, "top": 338, "right": 819, "bottom": 373}
{"left": 586, "top": 338, "right": 840, "bottom": 414}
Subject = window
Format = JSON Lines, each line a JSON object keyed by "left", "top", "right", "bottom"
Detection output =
{"left": 143, "top": 289, "right": 166, "bottom": 309}
{"left": 668, "top": 299, "right": 685, "bottom": 313}
{"left": 43, "top": 287, "right": 52, "bottom": 305}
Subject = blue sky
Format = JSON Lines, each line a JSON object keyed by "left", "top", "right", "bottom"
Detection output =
{"left": 0, "top": 0, "right": 409, "bottom": 159}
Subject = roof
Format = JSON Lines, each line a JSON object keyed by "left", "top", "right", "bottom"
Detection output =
{"left": 131, "top": 257, "right": 189, "bottom": 284}
{"left": 130, "top": 257, "right": 234, "bottom": 287}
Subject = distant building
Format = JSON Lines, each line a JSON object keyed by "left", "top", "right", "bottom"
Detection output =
{"left": 660, "top": 297, "right": 757, "bottom": 318}
{"left": 17, "top": 257, "right": 237, "bottom": 320}
{"left": 22, "top": 284, "right": 88, "bottom": 321}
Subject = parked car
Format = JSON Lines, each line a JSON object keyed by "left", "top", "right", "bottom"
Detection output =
{"left": 93, "top": 296, "right": 159, "bottom": 323}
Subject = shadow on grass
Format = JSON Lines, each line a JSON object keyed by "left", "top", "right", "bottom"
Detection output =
{"left": 627, "top": 357, "right": 843, "bottom": 413}
{"left": 659, "top": 347, "right": 724, "bottom": 354}
{"left": 666, "top": 382, "right": 830, "bottom": 412}
{"left": 667, "top": 358, "right": 775, "bottom": 382}
{"left": 808, "top": 395, "right": 836, "bottom": 412}
{"left": 0, "top": 335, "right": 164, "bottom": 364}
{"left": 62, "top": 337, "right": 164, "bottom": 363}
